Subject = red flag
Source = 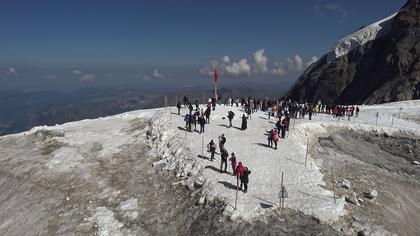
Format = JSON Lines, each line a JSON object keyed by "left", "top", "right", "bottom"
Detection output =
{"left": 214, "top": 69, "right": 218, "bottom": 82}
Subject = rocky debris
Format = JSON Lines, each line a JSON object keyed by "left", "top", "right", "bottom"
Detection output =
{"left": 364, "top": 189, "right": 378, "bottom": 199}
{"left": 118, "top": 198, "right": 139, "bottom": 221}
{"left": 345, "top": 192, "right": 359, "bottom": 205}
{"left": 197, "top": 196, "right": 206, "bottom": 205}
{"left": 340, "top": 179, "right": 351, "bottom": 189}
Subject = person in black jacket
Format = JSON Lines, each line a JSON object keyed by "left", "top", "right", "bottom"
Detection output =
{"left": 198, "top": 115, "right": 206, "bottom": 134}
{"left": 227, "top": 111, "right": 235, "bottom": 128}
{"left": 204, "top": 107, "right": 211, "bottom": 124}
{"left": 241, "top": 114, "right": 247, "bottom": 130}
{"left": 240, "top": 167, "right": 251, "bottom": 193}
{"left": 177, "top": 101, "right": 182, "bottom": 115}
{"left": 220, "top": 150, "right": 228, "bottom": 173}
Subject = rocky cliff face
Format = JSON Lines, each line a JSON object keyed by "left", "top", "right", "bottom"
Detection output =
{"left": 286, "top": 0, "right": 420, "bottom": 105}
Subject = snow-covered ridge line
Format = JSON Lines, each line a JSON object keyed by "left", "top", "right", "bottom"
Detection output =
{"left": 326, "top": 12, "right": 398, "bottom": 63}
{"left": 144, "top": 111, "right": 215, "bottom": 197}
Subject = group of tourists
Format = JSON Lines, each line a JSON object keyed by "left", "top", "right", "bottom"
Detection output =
{"left": 177, "top": 95, "right": 363, "bottom": 195}
{"left": 179, "top": 96, "right": 213, "bottom": 133}
{"left": 207, "top": 134, "right": 251, "bottom": 193}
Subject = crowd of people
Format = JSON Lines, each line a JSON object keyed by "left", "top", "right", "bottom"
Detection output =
{"left": 177, "top": 95, "right": 361, "bottom": 194}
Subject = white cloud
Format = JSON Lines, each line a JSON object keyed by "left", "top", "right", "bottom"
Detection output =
{"left": 7, "top": 67, "right": 17, "bottom": 75}
{"left": 286, "top": 55, "right": 304, "bottom": 72}
{"left": 252, "top": 49, "right": 268, "bottom": 74}
{"left": 152, "top": 69, "right": 164, "bottom": 78}
{"left": 79, "top": 74, "right": 96, "bottom": 83}
{"left": 225, "top": 58, "right": 251, "bottom": 77}
{"left": 306, "top": 56, "right": 319, "bottom": 67}
{"left": 270, "top": 62, "right": 286, "bottom": 76}
{"left": 73, "top": 69, "right": 82, "bottom": 75}
{"left": 222, "top": 56, "right": 230, "bottom": 64}
{"left": 200, "top": 50, "right": 317, "bottom": 78}
{"left": 44, "top": 75, "right": 61, "bottom": 80}
{"left": 141, "top": 69, "right": 165, "bottom": 81}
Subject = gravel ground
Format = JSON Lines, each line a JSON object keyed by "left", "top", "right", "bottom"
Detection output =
{"left": 0, "top": 119, "right": 337, "bottom": 236}
{"left": 312, "top": 129, "right": 420, "bottom": 236}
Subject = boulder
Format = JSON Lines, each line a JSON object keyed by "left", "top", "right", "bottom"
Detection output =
{"left": 364, "top": 189, "right": 378, "bottom": 199}
{"left": 345, "top": 192, "right": 359, "bottom": 205}
{"left": 340, "top": 179, "right": 351, "bottom": 189}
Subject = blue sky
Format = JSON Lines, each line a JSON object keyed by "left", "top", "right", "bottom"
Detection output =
{"left": 0, "top": 0, "right": 406, "bottom": 91}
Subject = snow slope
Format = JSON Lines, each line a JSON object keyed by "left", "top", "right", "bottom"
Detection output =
{"left": 1, "top": 100, "right": 419, "bottom": 228}
{"left": 326, "top": 12, "right": 397, "bottom": 63}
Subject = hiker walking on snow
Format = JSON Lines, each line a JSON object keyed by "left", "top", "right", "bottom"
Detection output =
{"left": 204, "top": 107, "right": 211, "bottom": 124}
{"left": 208, "top": 140, "right": 216, "bottom": 161}
{"left": 220, "top": 150, "right": 228, "bottom": 173}
{"left": 235, "top": 162, "right": 245, "bottom": 190}
{"left": 177, "top": 101, "right": 181, "bottom": 115}
{"left": 227, "top": 111, "right": 235, "bottom": 128}
{"left": 272, "top": 129, "right": 279, "bottom": 149}
{"left": 267, "top": 129, "right": 274, "bottom": 147}
{"left": 240, "top": 166, "right": 251, "bottom": 193}
{"left": 241, "top": 114, "right": 248, "bottom": 130}
{"left": 219, "top": 134, "right": 226, "bottom": 153}
{"left": 229, "top": 153, "right": 237, "bottom": 176}
{"left": 198, "top": 115, "right": 206, "bottom": 133}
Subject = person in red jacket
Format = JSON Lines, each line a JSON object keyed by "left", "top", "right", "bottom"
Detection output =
{"left": 271, "top": 129, "right": 279, "bottom": 149}
{"left": 235, "top": 162, "right": 245, "bottom": 189}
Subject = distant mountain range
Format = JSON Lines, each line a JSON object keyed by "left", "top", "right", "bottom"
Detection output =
{"left": 286, "top": 0, "right": 420, "bottom": 105}
{"left": 0, "top": 84, "right": 287, "bottom": 136}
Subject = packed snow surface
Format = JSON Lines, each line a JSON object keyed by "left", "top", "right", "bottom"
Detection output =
{"left": 326, "top": 12, "right": 397, "bottom": 63}
{"left": 1, "top": 100, "right": 419, "bottom": 226}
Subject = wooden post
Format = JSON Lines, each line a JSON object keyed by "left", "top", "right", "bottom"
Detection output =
{"left": 280, "top": 172, "right": 284, "bottom": 209}
{"left": 305, "top": 137, "right": 309, "bottom": 166}
{"left": 201, "top": 134, "right": 204, "bottom": 156}
{"left": 375, "top": 112, "right": 379, "bottom": 127}
{"left": 331, "top": 168, "right": 336, "bottom": 204}
{"left": 235, "top": 177, "right": 239, "bottom": 210}
{"left": 175, "top": 94, "right": 178, "bottom": 106}
{"left": 391, "top": 115, "right": 394, "bottom": 128}
{"left": 203, "top": 92, "right": 206, "bottom": 105}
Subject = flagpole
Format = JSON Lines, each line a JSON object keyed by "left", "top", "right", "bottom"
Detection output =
{"left": 215, "top": 80, "right": 217, "bottom": 100}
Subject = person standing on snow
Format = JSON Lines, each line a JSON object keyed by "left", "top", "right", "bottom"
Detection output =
{"left": 208, "top": 140, "right": 216, "bottom": 161}
{"left": 212, "top": 97, "right": 217, "bottom": 111}
{"left": 240, "top": 166, "right": 251, "bottom": 193}
{"left": 227, "top": 111, "right": 235, "bottom": 128}
{"left": 177, "top": 101, "right": 182, "bottom": 115}
{"left": 355, "top": 106, "right": 360, "bottom": 117}
{"left": 241, "top": 114, "right": 248, "bottom": 130}
{"left": 267, "top": 129, "right": 274, "bottom": 147}
{"left": 184, "top": 113, "right": 190, "bottom": 131}
{"left": 195, "top": 100, "right": 199, "bottom": 110}
{"left": 205, "top": 107, "right": 211, "bottom": 124}
{"left": 220, "top": 150, "right": 228, "bottom": 173}
{"left": 235, "top": 162, "right": 244, "bottom": 188}
{"left": 272, "top": 129, "right": 279, "bottom": 149}
{"left": 219, "top": 134, "right": 226, "bottom": 153}
{"left": 198, "top": 115, "right": 206, "bottom": 134}
{"left": 229, "top": 153, "right": 237, "bottom": 176}
{"left": 281, "top": 119, "right": 287, "bottom": 138}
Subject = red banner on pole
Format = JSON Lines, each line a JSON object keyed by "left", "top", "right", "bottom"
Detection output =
{"left": 214, "top": 69, "right": 218, "bottom": 82}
